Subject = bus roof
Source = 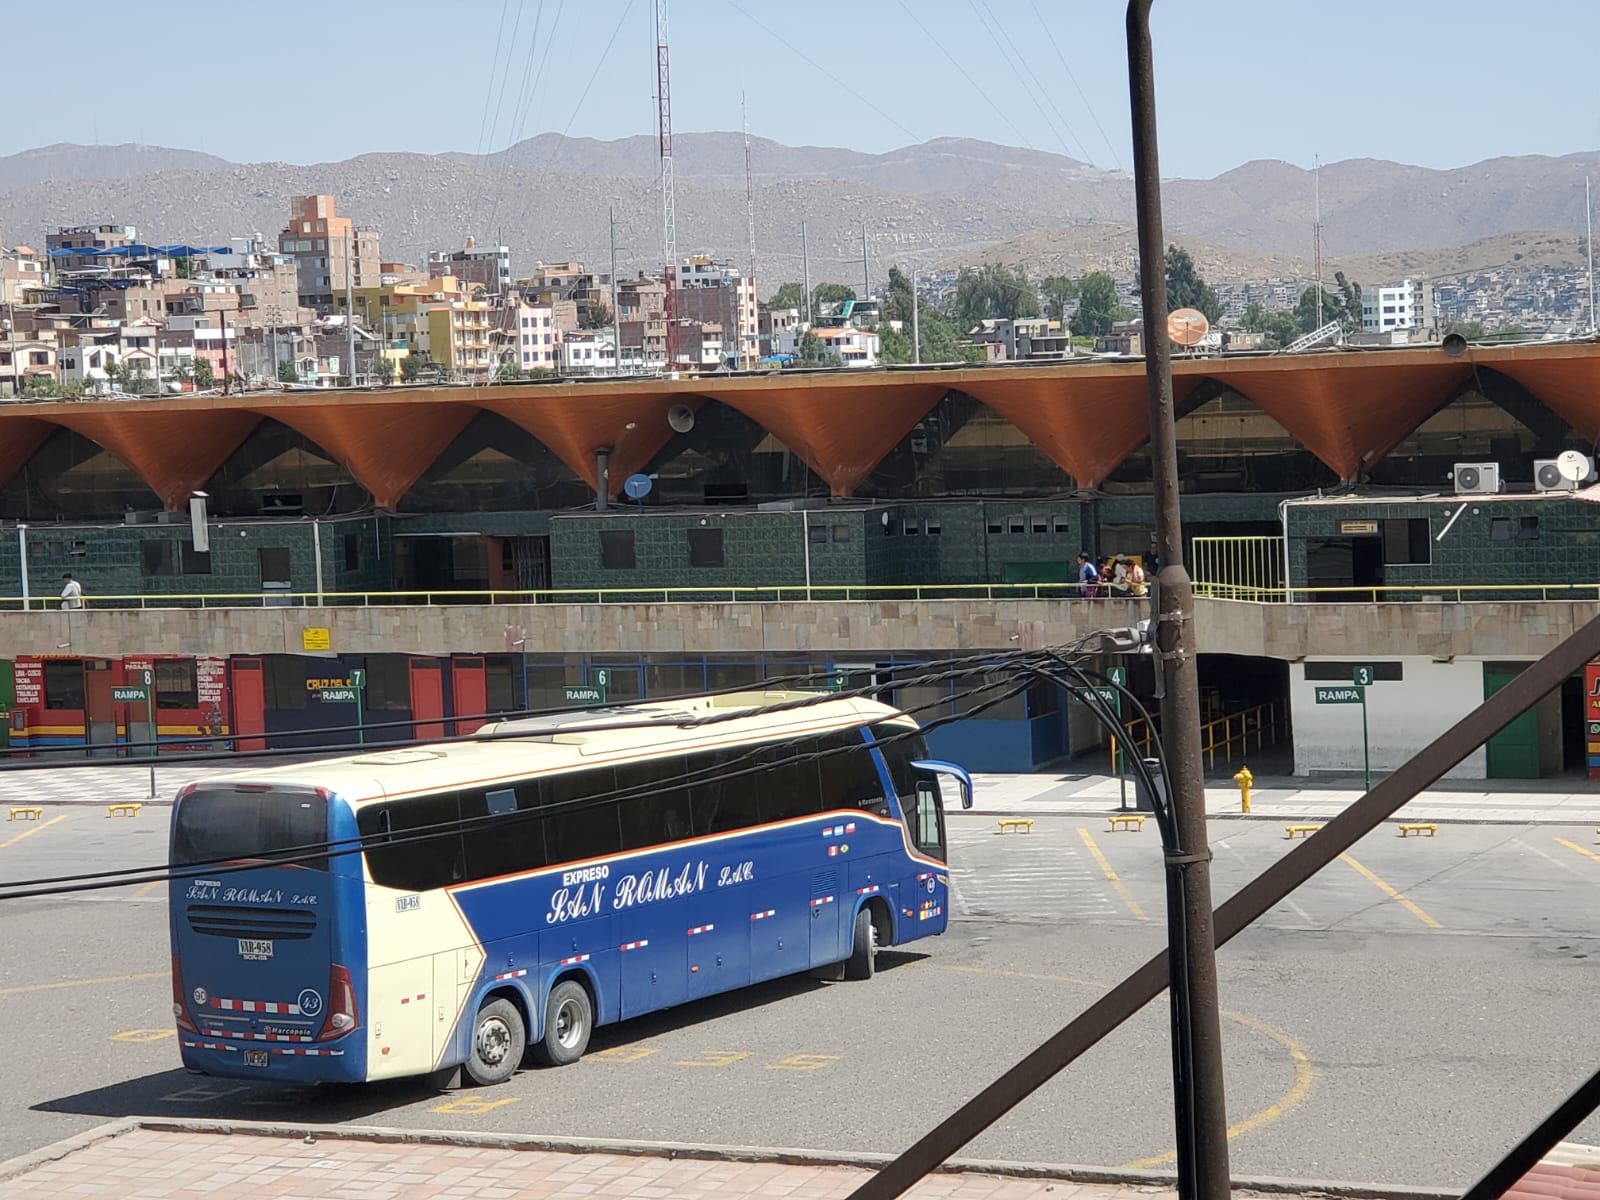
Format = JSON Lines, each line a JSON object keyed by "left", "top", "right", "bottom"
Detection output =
{"left": 186, "top": 691, "right": 912, "bottom": 807}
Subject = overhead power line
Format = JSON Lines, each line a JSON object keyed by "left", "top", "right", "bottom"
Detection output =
{"left": 475, "top": 0, "right": 515, "bottom": 158}
{"left": 894, "top": 0, "right": 1035, "bottom": 152}
{"left": 977, "top": 0, "right": 1093, "bottom": 165}
{"left": 727, "top": 1, "right": 921, "bottom": 145}
{"left": 1028, "top": 0, "right": 1125, "bottom": 171}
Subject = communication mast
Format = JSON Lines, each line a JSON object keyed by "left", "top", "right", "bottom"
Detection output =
{"left": 1313, "top": 155, "right": 1323, "bottom": 331}
{"left": 743, "top": 82, "right": 757, "bottom": 370}
{"left": 656, "top": 0, "right": 677, "bottom": 371}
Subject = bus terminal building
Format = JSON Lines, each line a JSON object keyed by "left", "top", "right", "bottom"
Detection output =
{"left": 0, "top": 342, "right": 1597, "bottom": 779}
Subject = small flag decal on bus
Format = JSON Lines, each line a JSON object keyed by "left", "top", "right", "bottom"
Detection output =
{"left": 750, "top": 910, "right": 775, "bottom": 921}
{"left": 223, "top": 1030, "right": 313, "bottom": 1042}
{"left": 687, "top": 924, "right": 715, "bottom": 935}
{"left": 279, "top": 1047, "right": 346, "bottom": 1056}
{"left": 916, "top": 873, "right": 933, "bottom": 882}
{"left": 559, "top": 953, "right": 590, "bottom": 966}
{"left": 399, "top": 993, "right": 428, "bottom": 1005}
{"left": 494, "top": 968, "right": 528, "bottom": 982}
{"left": 810, "top": 896, "right": 835, "bottom": 907}
{"left": 619, "top": 940, "right": 649, "bottom": 951}
{"left": 183, "top": 1040, "right": 239, "bottom": 1052}
{"left": 856, "top": 885, "right": 880, "bottom": 896}
{"left": 919, "top": 906, "right": 943, "bottom": 921}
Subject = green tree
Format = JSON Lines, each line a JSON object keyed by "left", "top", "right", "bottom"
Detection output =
{"left": 1040, "top": 275, "right": 1079, "bottom": 323}
{"left": 277, "top": 359, "right": 300, "bottom": 384}
{"left": 879, "top": 324, "right": 913, "bottom": 364}
{"left": 192, "top": 358, "right": 216, "bottom": 389}
{"left": 1333, "top": 271, "right": 1362, "bottom": 329}
{"left": 1260, "top": 311, "right": 1300, "bottom": 348}
{"left": 796, "top": 330, "right": 840, "bottom": 367}
{"left": 1443, "top": 318, "right": 1484, "bottom": 339}
{"left": 1293, "top": 286, "right": 1343, "bottom": 334}
{"left": 810, "top": 282, "right": 857, "bottom": 314}
{"left": 400, "top": 355, "right": 422, "bottom": 383}
{"left": 883, "top": 266, "right": 916, "bottom": 325}
{"left": 1241, "top": 301, "right": 1266, "bottom": 332}
{"left": 580, "top": 299, "right": 612, "bottom": 330}
{"left": 374, "top": 356, "right": 396, "bottom": 385}
{"left": 953, "top": 262, "right": 1040, "bottom": 327}
{"left": 1164, "top": 245, "right": 1222, "bottom": 323}
{"left": 1071, "top": 271, "right": 1121, "bottom": 337}
{"left": 174, "top": 256, "right": 195, "bottom": 280}
{"left": 495, "top": 359, "right": 526, "bottom": 382}
{"left": 765, "top": 282, "right": 807, "bottom": 312}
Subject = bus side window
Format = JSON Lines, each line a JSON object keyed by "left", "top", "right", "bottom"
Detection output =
{"left": 747, "top": 741, "right": 819, "bottom": 827}
{"left": 360, "top": 793, "right": 466, "bottom": 891}
{"left": 688, "top": 752, "right": 755, "bottom": 838}
{"left": 460, "top": 784, "right": 547, "bottom": 882}
{"left": 817, "top": 728, "right": 889, "bottom": 814}
{"left": 544, "top": 767, "right": 623, "bottom": 863}
{"left": 617, "top": 756, "right": 693, "bottom": 850}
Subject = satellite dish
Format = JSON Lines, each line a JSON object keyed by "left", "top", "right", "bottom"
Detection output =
{"left": 667, "top": 404, "right": 696, "bottom": 433}
{"left": 1167, "top": 308, "right": 1209, "bottom": 347}
{"left": 623, "top": 473, "right": 654, "bottom": 500}
{"left": 1556, "top": 450, "right": 1596, "bottom": 483}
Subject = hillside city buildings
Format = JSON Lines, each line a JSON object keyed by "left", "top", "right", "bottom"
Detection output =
{"left": 0, "top": 188, "right": 1589, "bottom": 399}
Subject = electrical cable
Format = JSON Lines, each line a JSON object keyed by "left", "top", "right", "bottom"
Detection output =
{"left": 726, "top": 1, "right": 920, "bottom": 144}
{"left": 1026, "top": 0, "right": 1124, "bottom": 171}
{"left": 967, "top": 0, "right": 1088, "bottom": 163}
{"left": 0, "top": 664, "right": 1043, "bottom": 901}
{"left": 474, "top": 0, "right": 515, "bottom": 159}
{"left": 893, "top": 0, "right": 1034, "bottom": 151}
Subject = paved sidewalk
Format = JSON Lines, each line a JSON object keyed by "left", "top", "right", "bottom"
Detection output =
{"left": 957, "top": 772, "right": 1600, "bottom": 826}
{"left": 4, "top": 1122, "right": 1598, "bottom": 1200}
{"left": 0, "top": 1122, "right": 1430, "bottom": 1200}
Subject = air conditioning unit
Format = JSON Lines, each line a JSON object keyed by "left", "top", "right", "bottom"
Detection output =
{"left": 1452, "top": 462, "right": 1500, "bottom": 495}
{"left": 1533, "top": 452, "right": 1596, "bottom": 493}
{"left": 1533, "top": 459, "right": 1574, "bottom": 493}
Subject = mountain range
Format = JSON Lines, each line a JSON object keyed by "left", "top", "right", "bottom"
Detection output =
{"left": 1, "top": 135, "right": 1596, "bottom": 289}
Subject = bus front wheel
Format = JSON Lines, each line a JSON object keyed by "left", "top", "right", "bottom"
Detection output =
{"left": 844, "top": 907, "right": 878, "bottom": 981}
{"left": 533, "top": 979, "right": 593, "bottom": 1067}
{"left": 465, "top": 997, "right": 526, "bottom": 1087}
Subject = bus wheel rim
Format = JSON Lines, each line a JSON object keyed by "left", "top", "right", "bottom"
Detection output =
{"left": 477, "top": 1015, "right": 512, "bottom": 1065}
{"left": 555, "top": 998, "right": 583, "bottom": 1048}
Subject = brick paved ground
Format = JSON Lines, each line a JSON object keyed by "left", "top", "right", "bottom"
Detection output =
{"left": 0, "top": 1127, "right": 1186, "bottom": 1200}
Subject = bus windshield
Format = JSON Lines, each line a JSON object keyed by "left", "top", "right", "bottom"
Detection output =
{"left": 172, "top": 786, "right": 329, "bottom": 871}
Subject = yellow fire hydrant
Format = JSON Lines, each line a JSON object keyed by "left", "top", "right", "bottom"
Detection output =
{"left": 1233, "top": 765, "right": 1253, "bottom": 814}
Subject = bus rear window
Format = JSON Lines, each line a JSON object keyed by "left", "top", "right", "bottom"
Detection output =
{"left": 172, "top": 788, "right": 329, "bottom": 871}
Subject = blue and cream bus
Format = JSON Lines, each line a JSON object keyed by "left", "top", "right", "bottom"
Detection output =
{"left": 167, "top": 691, "right": 971, "bottom": 1086}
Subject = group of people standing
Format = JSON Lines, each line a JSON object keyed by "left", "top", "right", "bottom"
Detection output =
{"left": 1075, "top": 553, "right": 1148, "bottom": 598}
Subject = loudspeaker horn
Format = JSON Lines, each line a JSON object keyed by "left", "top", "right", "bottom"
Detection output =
{"left": 667, "top": 404, "right": 696, "bottom": 433}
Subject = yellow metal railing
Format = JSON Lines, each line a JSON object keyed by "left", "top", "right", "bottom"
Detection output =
{"left": 1191, "top": 581, "right": 1600, "bottom": 604}
{"left": 1200, "top": 698, "right": 1288, "bottom": 769}
{"left": 0, "top": 581, "right": 1150, "bottom": 612}
{"left": 1192, "top": 535, "right": 1285, "bottom": 601}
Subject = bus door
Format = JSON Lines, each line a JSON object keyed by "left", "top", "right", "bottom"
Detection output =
{"left": 808, "top": 865, "right": 845, "bottom": 968}
{"left": 899, "top": 761, "right": 971, "bottom": 934}
{"left": 84, "top": 660, "right": 117, "bottom": 757}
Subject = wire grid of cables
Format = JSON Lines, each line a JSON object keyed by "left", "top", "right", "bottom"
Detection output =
{"left": 0, "top": 633, "right": 1169, "bottom": 903}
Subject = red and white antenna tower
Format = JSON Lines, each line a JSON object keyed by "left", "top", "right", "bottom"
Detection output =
{"left": 655, "top": 0, "right": 677, "bottom": 371}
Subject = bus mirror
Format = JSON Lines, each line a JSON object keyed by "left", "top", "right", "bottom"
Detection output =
{"left": 911, "top": 759, "right": 974, "bottom": 809}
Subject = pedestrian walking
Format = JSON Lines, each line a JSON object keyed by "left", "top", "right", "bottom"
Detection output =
{"left": 1075, "top": 553, "right": 1100, "bottom": 597}
{"left": 59, "top": 573, "right": 84, "bottom": 610}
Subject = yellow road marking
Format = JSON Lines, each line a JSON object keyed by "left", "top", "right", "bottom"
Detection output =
{"left": 1077, "top": 826, "right": 1149, "bottom": 921}
{"left": 929, "top": 963, "right": 1313, "bottom": 1163}
{"left": 0, "top": 970, "right": 166, "bottom": 998}
{"left": 1339, "top": 853, "right": 1441, "bottom": 929}
{"left": 1120, "top": 1010, "right": 1316, "bottom": 1169}
{"left": 0, "top": 813, "right": 67, "bottom": 850}
{"left": 1555, "top": 837, "right": 1600, "bottom": 865}
{"left": 132, "top": 880, "right": 165, "bottom": 899}
{"left": 110, "top": 1029, "right": 175, "bottom": 1043}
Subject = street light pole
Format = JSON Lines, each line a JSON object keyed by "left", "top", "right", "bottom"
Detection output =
{"left": 1127, "top": 4, "right": 1231, "bottom": 1200}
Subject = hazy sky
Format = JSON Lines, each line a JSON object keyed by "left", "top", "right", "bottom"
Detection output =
{"left": 5, "top": 0, "right": 1597, "bottom": 178}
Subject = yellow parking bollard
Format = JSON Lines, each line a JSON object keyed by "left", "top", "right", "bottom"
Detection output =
{"left": 1233, "top": 765, "right": 1253, "bottom": 814}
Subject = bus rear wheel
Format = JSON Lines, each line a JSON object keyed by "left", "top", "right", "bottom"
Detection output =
{"left": 844, "top": 906, "right": 878, "bottom": 981}
{"left": 464, "top": 997, "right": 526, "bottom": 1087}
{"left": 533, "top": 979, "right": 592, "bottom": 1067}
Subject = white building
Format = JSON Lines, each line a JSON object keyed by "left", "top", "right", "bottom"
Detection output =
{"left": 1361, "top": 279, "right": 1437, "bottom": 335}
{"left": 557, "top": 331, "right": 616, "bottom": 374}
{"left": 512, "top": 302, "right": 561, "bottom": 373}
{"left": 812, "top": 325, "right": 880, "bottom": 367}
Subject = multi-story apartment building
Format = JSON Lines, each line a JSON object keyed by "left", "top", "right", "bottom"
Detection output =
{"left": 507, "top": 301, "right": 561, "bottom": 373}
{"left": 45, "top": 224, "right": 138, "bottom": 272}
{"left": 429, "top": 240, "right": 510, "bottom": 296}
{"left": 331, "top": 274, "right": 490, "bottom": 380}
{"left": 556, "top": 331, "right": 616, "bottom": 374}
{"left": 617, "top": 275, "right": 667, "bottom": 370}
{"left": 2, "top": 244, "right": 47, "bottom": 304}
{"left": 667, "top": 257, "right": 757, "bottom": 368}
{"left": 517, "top": 262, "right": 612, "bottom": 329}
{"left": 277, "top": 195, "right": 381, "bottom": 312}
{"left": 1361, "top": 279, "right": 1438, "bottom": 334}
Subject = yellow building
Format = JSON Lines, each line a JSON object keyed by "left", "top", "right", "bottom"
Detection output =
{"left": 332, "top": 275, "right": 492, "bottom": 381}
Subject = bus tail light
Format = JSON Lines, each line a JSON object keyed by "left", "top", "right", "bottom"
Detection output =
{"left": 171, "top": 954, "right": 198, "bottom": 1033}
{"left": 317, "top": 964, "right": 359, "bottom": 1041}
